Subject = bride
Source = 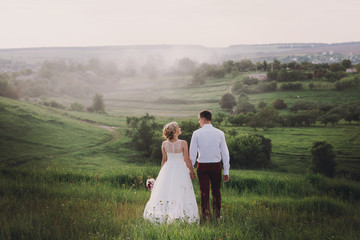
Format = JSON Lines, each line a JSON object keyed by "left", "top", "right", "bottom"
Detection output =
{"left": 143, "top": 122, "right": 200, "bottom": 224}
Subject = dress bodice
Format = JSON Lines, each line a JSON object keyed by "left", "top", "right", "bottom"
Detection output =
{"left": 164, "top": 140, "right": 184, "bottom": 160}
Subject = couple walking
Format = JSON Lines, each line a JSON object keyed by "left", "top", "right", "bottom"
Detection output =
{"left": 143, "top": 110, "right": 230, "bottom": 224}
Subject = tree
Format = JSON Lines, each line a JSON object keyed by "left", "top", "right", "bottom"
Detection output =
{"left": 227, "top": 129, "right": 237, "bottom": 138}
{"left": 272, "top": 99, "right": 287, "bottom": 110}
{"left": 343, "top": 102, "right": 360, "bottom": 124}
{"left": 310, "top": 141, "right": 336, "bottom": 177}
{"left": 238, "top": 92, "right": 249, "bottom": 102}
{"left": 126, "top": 114, "right": 162, "bottom": 158}
{"left": 258, "top": 101, "right": 267, "bottom": 109}
{"left": 263, "top": 60, "right": 268, "bottom": 71}
{"left": 179, "top": 120, "right": 199, "bottom": 145}
{"left": 319, "top": 113, "right": 340, "bottom": 126}
{"left": 175, "top": 58, "right": 197, "bottom": 75}
{"left": 308, "top": 82, "right": 315, "bottom": 90}
{"left": 228, "top": 113, "right": 248, "bottom": 126}
{"left": 70, "top": 102, "right": 84, "bottom": 111}
{"left": 272, "top": 59, "right": 282, "bottom": 71}
{"left": 248, "top": 107, "right": 279, "bottom": 131}
{"left": 227, "top": 134, "right": 272, "bottom": 168}
{"left": 213, "top": 112, "right": 227, "bottom": 125}
{"left": 192, "top": 71, "right": 205, "bottom": 85}
{"left": 341, "top": 59, "right": 352, "bottom": 69}
{"left": 92, "top": 94, "right": 106, "bottom": 113}
{"left": 220, "top": 93, "right": 236, "bottom": 110}
{"left": 236, "top": 101, "right": 256, "bottom": 114}
{"left": 236, "top": 59, "right": 255, "bottom": 72}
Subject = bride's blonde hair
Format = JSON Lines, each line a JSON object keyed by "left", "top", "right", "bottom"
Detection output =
{"left": 163, "top": 122, "right": 179, "bottom": 140}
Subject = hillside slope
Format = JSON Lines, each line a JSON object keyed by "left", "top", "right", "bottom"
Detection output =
{"left": 0, "top": 97, "right": 112, "bottom": 166}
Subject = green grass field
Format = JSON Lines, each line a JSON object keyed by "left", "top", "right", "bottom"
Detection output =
{"left": 1, "top": 71, "right": 360, "bottom": 239}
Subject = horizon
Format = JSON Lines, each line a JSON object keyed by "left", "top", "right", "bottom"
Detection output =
{"left": 1, "top": 41, "right": 360, "bottom": 51}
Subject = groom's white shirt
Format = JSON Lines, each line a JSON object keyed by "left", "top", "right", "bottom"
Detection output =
{"left": 189, "top": 124, "right": 230, "bottom": 175}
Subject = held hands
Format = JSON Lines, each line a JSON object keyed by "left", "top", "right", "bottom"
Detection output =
{"left": 223, "top": 175, "right": 229, "bottom": 183}
{"left": 190, "top": 171, "right": 196, "bottom": 181}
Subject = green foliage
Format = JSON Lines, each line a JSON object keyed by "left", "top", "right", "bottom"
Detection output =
{"left": 342, "top": 101, "right": 360, "bottom": 124}
{"left": 248, "top": 107, "right": 279, "bottom": 131}
{"left": 280, "top": 82, "right": 303, "bottom": 91}
{"left": 125, "top": 114, "right": 162, "bottom": 159}
{"left": 228, "top": 113, "right": 249, "bottom": 126}
{"left": 220, "top": 93, "right": 236, "bottom": 110}
{"left": 257, "top": 101, "right": 267, "bottom": 109}
{"left": 236, "top": 101, "right": 256, "bottom": 114}
{"left": 272, "top": 98, "right": 287, "bottom": 110}
{"left": 335, "top": 76, "right": 359, "bottom": 90}
{"left": 319, "top": 113, "right": 341, "bottom": 126}
{"left": 0, "top": 73, "right": 20, "bottom": 100}
{"left": 69, "top": 102, "right": 85, "bottom": 111}
{"left": 91, "top": 94, "right": 106, "bottom": 113}
{"left": 310, "top": 141, "right": 337, "bottom": 177}
{"left": 290, "top": 100, "right": 317, "bottom": 112}
{"left": 178, "top": 120, "right": 199, "bottom": 145}
{"left": 227, "top": 134, "right": 272, "bottom": 168}
{"left": 41, "top": 99, "right": 66, "bottom": 109}
{"left": 191, "top": 71, "right": 205, "bottom": 85}
{"left": 212, "top": 112, "right": 227, "bottom": 126}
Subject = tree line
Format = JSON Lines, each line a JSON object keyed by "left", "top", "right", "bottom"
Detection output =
{"left": 125, "top": 113, "right": 342, "bottom": 178}
{"left": 219, "top": 95, "right": 360, "bottom": 131}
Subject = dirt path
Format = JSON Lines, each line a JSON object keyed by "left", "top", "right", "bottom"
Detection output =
{"left": 96, "top": 125, "right": 120, "bottom": 143}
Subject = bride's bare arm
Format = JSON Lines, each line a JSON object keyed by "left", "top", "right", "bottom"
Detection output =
{"left": 161, "top": 141, "right": 167, "bottom": 167}
{"left": 182, "top": 141, "right": 195, "bottom": 180}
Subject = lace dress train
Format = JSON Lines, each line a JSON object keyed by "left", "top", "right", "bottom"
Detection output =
{"left": 143, "top": 140, "right": 199, "bottom": 224}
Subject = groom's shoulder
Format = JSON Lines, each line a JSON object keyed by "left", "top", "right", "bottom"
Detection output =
{"left": 213, "top": 127, "right": 225, "bottom": 135}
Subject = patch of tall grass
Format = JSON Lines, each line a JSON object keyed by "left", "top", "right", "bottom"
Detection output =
{"left": 1, "top": 167, "right": 359, "bottom": 239}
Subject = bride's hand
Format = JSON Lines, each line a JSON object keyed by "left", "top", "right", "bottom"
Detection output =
{"left": 190, "top": 171, "right": 195, "bottom": 181}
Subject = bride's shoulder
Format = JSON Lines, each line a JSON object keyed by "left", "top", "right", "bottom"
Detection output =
{"left": 179, "top": 139, "right": 188, "bottom": 146}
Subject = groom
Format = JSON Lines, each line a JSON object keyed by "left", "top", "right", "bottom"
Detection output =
{"left": 189, "top": 110, "right": 230, "bottom": 221}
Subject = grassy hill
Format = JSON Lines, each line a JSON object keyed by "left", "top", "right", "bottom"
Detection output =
{"left": 0, "top": 97, "right": 119, "bottom": 168}
{"left": 1, "top": 89, "right": 360, "bottom": 239}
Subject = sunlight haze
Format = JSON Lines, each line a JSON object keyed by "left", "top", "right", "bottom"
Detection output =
{"left": 0, "top": 0, "right": 359, "bottom": 48}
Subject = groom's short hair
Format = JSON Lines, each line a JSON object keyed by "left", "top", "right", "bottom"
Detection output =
{"left": 199, "top": 110, "right": 212, "bottom": 121}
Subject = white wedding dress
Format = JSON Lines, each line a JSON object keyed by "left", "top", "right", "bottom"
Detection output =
{"left": 143, "top": 140, "right": 199, "bottom": 224}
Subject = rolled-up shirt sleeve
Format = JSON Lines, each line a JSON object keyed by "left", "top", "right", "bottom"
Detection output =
{"left": 189, "top": 132, "right": 198, "bottom": 167}
{"left": 220, "top": 132, "right": 230, "bottom": 175}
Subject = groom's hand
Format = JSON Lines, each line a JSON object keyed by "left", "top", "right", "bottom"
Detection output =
{"left": 223, "top": 175, "right": 229, "bottom": 183}
{"left": 190, "top": 172, "right": 196, "bottom": 181}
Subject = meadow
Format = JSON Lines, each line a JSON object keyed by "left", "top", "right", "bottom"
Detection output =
{"left": 1, "top": 71, "right": 360, "bottom": 239}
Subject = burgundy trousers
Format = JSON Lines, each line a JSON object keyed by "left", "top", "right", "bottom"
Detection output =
{"left": 196, "top": 162, "right": 222, "bottom": 220}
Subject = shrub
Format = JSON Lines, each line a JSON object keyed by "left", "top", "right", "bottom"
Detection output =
{"left": 291, "top": 101, "right": 317, "bottom": 112}
{"left": 258, "top": 101, "right": 267, "bottom": 109}
{"left": 308, "top": 82, "right": 315, "bottom": 90}
{"left": 272, "top": 99, "right": 287, "bottom": 110}
{"left": 280, "top": 83, "right": 303, "bottom": 91}
{"left": 248, "top": 107, "right": 279, "bottom": 131}
{"left": 178, "top": 120, "right": 199, "bottom": 145}
{"left": 254, "top": 81, "right": 277, "bottom": 92}
{"left": 126, "top": 114, "right": 162, "bottom": 159}
{"left": 220, "top": 93, "right": 236, "bottom": 110}
{"left": 309, "top": 141, "right": 336, "bottom": 177}
{"left": 92, "top": 94, "right": 106, "bottom": 113}
{"left": 243, "top": 77, "right": 258, "bottom": 85}
{"left": 228, "top": 113, "right": 248, "bottom": 126}
{"left": 70, "top": 102, "right": 85, "bottom": 111}
{"left": 236, "top": 101, "right": 256, "bottom": 114}
{"left": 227, "top": 134, "right": 272, "bottom": 169}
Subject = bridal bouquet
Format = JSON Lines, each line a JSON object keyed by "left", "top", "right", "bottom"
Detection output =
{"left": 146, "top": 178, "right": 155, "bottom": 190}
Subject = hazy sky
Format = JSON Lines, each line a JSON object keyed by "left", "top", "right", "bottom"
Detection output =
{"left": 1, "top": 0, "right": 359, "bottom": 49}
